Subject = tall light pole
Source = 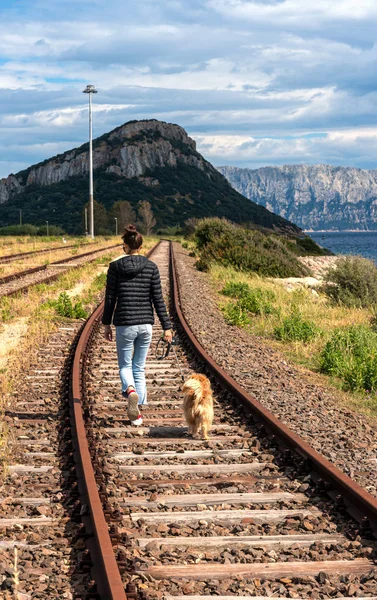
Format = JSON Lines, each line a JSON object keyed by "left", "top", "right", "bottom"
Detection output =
{"left": 82, "top": 84, "right": 98, "bottom": 239}
{"left": 114, "top": 217, "right": 118, "bottom": 236}
{"left": 84, "top": 207, "right": 88, "bottom": 236}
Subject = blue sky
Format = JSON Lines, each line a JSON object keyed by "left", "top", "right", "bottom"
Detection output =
{"left": 1, "top": 0, "right": 377, "bottom": 178}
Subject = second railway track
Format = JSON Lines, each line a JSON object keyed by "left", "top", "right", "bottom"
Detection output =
{"left": 0, "top": 242, "right": 120, "bottom": 298}
{"left": 2, "top": 240, "right": 377, "bottom": 599}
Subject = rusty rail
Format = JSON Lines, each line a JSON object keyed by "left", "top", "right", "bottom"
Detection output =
{"left": 69, "top": 242, "right": 160, "bottom": 599}
{"left": 1, "top": 243, "right": 122, "bottom": 299}
{"left": 0, "top": 243, "right": 120, "bottom": 286}
{"left": 169, "top": 241, "right": 377, "bottom": 533}
{"left": 0, "top": 243, "right": 78, "bottom": 264}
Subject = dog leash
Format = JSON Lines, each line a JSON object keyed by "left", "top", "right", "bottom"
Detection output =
{"left": 155, "top": 335, "right": 185, "bottom": 382}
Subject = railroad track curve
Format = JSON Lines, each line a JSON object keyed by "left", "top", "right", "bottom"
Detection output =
{"left": 2, "top": 239, "right": 377, "bottom": 599}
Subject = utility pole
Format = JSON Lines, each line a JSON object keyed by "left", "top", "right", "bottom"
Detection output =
{"left": 114, "top": 217, "right": 118, "bottom": 236}
{"left": 84, "top": 207, "right": 88, "bottom": 236}
{"left": 19, "top": 209, "right": 22, "bottom": 226}
{"left": 46, "top": 220, "right": 49, "bottom": 236}
{"left": 82, "top": 84, "right": 98, "bottom": 239}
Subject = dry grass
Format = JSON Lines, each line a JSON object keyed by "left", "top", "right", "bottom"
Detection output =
{"left": 0, "top": 237, "right": 158, "bottom": 474}
{"left": 0, "top": 237, "right": 120, "bottom": 277}
{"left": 0, "top": 235, "right": 94, "bottom": 257}
{"left": 209, "top": 263, "right": 377, "bottom": 419}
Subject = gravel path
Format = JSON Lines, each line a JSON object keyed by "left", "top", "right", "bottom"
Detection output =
{"left": 173, "top": 243, "right": 377, "bottom": 498}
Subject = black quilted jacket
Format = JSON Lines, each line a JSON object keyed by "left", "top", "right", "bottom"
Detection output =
{"left": 102, "top": 254, "right": 171, "bottom": 329}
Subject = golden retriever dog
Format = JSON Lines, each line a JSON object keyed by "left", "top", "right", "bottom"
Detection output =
{"left": 182, "top": 374, "right": 214, "bottom": 440}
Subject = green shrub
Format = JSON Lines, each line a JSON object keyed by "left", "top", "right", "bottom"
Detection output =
{"left": 274, "top": 310, "right": 319, "bottom": 343}
{"left": 195, "top": 256, "right": 210, "bottom": 272}
{"left": 0, "top": 224, "right": 39, "bottom": 236}
{"left": 287, "top": 236, "right": 332, "bottom": 256}
{"left": 324, "top": 255, "right": 377, "bottom": 307}
{"left": 239, "top": 290, "right": 276, "bottom": 316}
{"left": 0, "top": 224, "right": 66, "bottom": 236}
{"left": 319, "top": 325, "right": 377, "bottom": 391}
{"left": 221, "top": 281, "right": 251, "bottom": 298}
{"left": 222, "top": 302, "right": 251, "bottom": 327}
{"left": 194, "top": 218, "right": 310, "bottom": 278}
{"left": 47, "top": 292, "right": 88, "bottom": 319}
{"left": 221, "top": 281, "right": 277, "bottom": 317}
{"left": 0, "top": 297, "right": 13, "bottom": 322}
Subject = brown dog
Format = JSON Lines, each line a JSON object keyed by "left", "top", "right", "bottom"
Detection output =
{"left": 182, "top": 374, "right": 214, "bottom": 440}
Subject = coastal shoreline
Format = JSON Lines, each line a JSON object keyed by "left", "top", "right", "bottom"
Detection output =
{"left": 306, "top": 229, "right": 377, "bottom": 233}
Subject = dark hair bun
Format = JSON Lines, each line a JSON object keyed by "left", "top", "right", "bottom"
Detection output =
{"left": 122, "top": 224, "right": 143, "bottom": 250}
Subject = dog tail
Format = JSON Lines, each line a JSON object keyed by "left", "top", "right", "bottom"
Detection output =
{"left": 183, "top": 377, "right": 207, "bottom": 414}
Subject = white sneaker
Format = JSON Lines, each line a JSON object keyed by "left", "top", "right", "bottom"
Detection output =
{"left": 131, "top": 415, "right": 143, "bottom": 426}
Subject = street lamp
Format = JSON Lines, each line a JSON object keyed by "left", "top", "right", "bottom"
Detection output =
{"left": 84, "top": 207, "right": 88, "bottom": 236}
{"left": 82, "top": 84, "right": 98, "bottom": 239}
{"left": 114, "top": 217, "right": 118, "bottom": 236}
{"left": 46, "top": 221, "right": 49, "bottom": 236}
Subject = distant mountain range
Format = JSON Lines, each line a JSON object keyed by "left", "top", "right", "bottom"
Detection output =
{"left": 218, "top": 164, "right": 377, "bottom": 231}
{"left": 0, "top": 120, "right": 300, "bottom": 235}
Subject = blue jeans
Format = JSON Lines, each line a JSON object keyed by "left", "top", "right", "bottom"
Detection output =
{"left": 115, "top": 324, "right": 153, "bottom": 405}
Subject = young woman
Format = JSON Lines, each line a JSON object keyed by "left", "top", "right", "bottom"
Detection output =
{"left": 102, "top": 225, "right": 172, "bottom": 425}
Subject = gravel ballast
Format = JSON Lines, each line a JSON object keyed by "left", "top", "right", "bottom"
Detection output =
{"left": 173, "top": 243, "right": 377, "bottom": 498}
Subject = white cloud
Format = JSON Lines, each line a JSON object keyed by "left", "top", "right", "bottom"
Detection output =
{"left": 0, "top": 0, "right": 377, "bottom": 179}
{"left": 207, "top": 0, "right": 377, "bottom": 24}
{"left": 196, "top": 127, "right": 377, "bottom": 169}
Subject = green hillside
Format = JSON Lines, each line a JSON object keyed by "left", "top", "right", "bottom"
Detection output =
{"left": 0, "top": 164, "right": 300, "bottom": 235}
{"left": 0, "top": 119, "right": 302, "bottom": 235}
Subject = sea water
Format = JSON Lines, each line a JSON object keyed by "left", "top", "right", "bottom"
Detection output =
{"left": 309, "top": 231, "right": 377, "bottom": 263}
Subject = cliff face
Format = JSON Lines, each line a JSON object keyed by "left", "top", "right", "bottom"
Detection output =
{"left": 0, "top": 119, "right": 301, "bottom": 235}
{"left": 218, "top": 164, "right": 377, "bottom": 230}
{"left": 0, "top": 120, "right": 207, "bottom": 203}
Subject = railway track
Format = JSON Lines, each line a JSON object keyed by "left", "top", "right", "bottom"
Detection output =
{"left": 0, "top": 242, "right": 120, "bottom": 298}
{"left": 0, "top": 243, "right": 79, "bottom": 265}
{"left": 1, "top": 240, "right": 377, "bottom": 599}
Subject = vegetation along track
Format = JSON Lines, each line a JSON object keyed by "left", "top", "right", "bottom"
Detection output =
{"left": 0, "top": 243, "right": 79, "bottom": 265}
{"left": 2, "top": 240, "right": 377, "bottom": 599}
{"left": 0, "top": 243, "right": 121, "bottom": 299}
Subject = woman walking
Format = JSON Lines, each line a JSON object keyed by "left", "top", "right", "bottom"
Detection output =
{"left": 102, "top": 225, "right": 172, "bottom": 426}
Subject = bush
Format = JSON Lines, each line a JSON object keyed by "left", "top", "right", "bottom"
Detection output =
{"left": 195, "top": 256, "right": 210, "bottom": 272}
{"left": 324, "top": 255, "right": 377, "bottom": 307}
{"left": 319, "top": 325, "right": 377, "bottom": 391}
{"left": 222, "top": 302, "right": 251, "bottom": 327}
{"left": 194, "top": 218, "right": 310, "bottom": 278}
{"left": 221, "top": 281, "right": 251, "bottom": 298}
{"left": 47, "top": 292, "right": 87, "bottom": 319}
{"left": 274, "top": 310, "right": 319, "bottom": 343}
{"left": 0, "top": 224, "right": 39, "bottom": 236}
{"left": 239, "top": 290, "right": 276, "bottom": 316}
{"left": 221, "top": 282, "right": 276, "bottom": 316}
{"left": 0, "top": 224, "right": 66, "bottom": 236}
{"left": 287, "top": 236, "right": 332, "bottom": 256}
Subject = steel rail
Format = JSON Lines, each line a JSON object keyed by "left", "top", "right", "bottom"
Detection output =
{"left": 0, "top": 242, "right": 120, "bottom": 286}
{"left": 169, "top": 241, "right": 377, "bottom": 533}
{"left": 0, "top": 243, "right": 78, "bottom": 264}
{"left": 0, "top": 243, "right": 121, "bottom": 299}
{"left": 69, "top": 241, "right": 160, "bottom": 600}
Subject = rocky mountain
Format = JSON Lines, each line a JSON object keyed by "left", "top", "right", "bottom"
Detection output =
{"left": 218, "top": 164, "right": 377, "bottom": 231}
{"left": 0, "top": 120, "right": 300, "bottom": 235}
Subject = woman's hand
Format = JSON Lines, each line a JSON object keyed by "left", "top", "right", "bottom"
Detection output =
{"left": 104, "top": 325, "right": 113, "bottom": 341}
{"left": 164, "top": 329, "right": 173, "bottom": 344}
